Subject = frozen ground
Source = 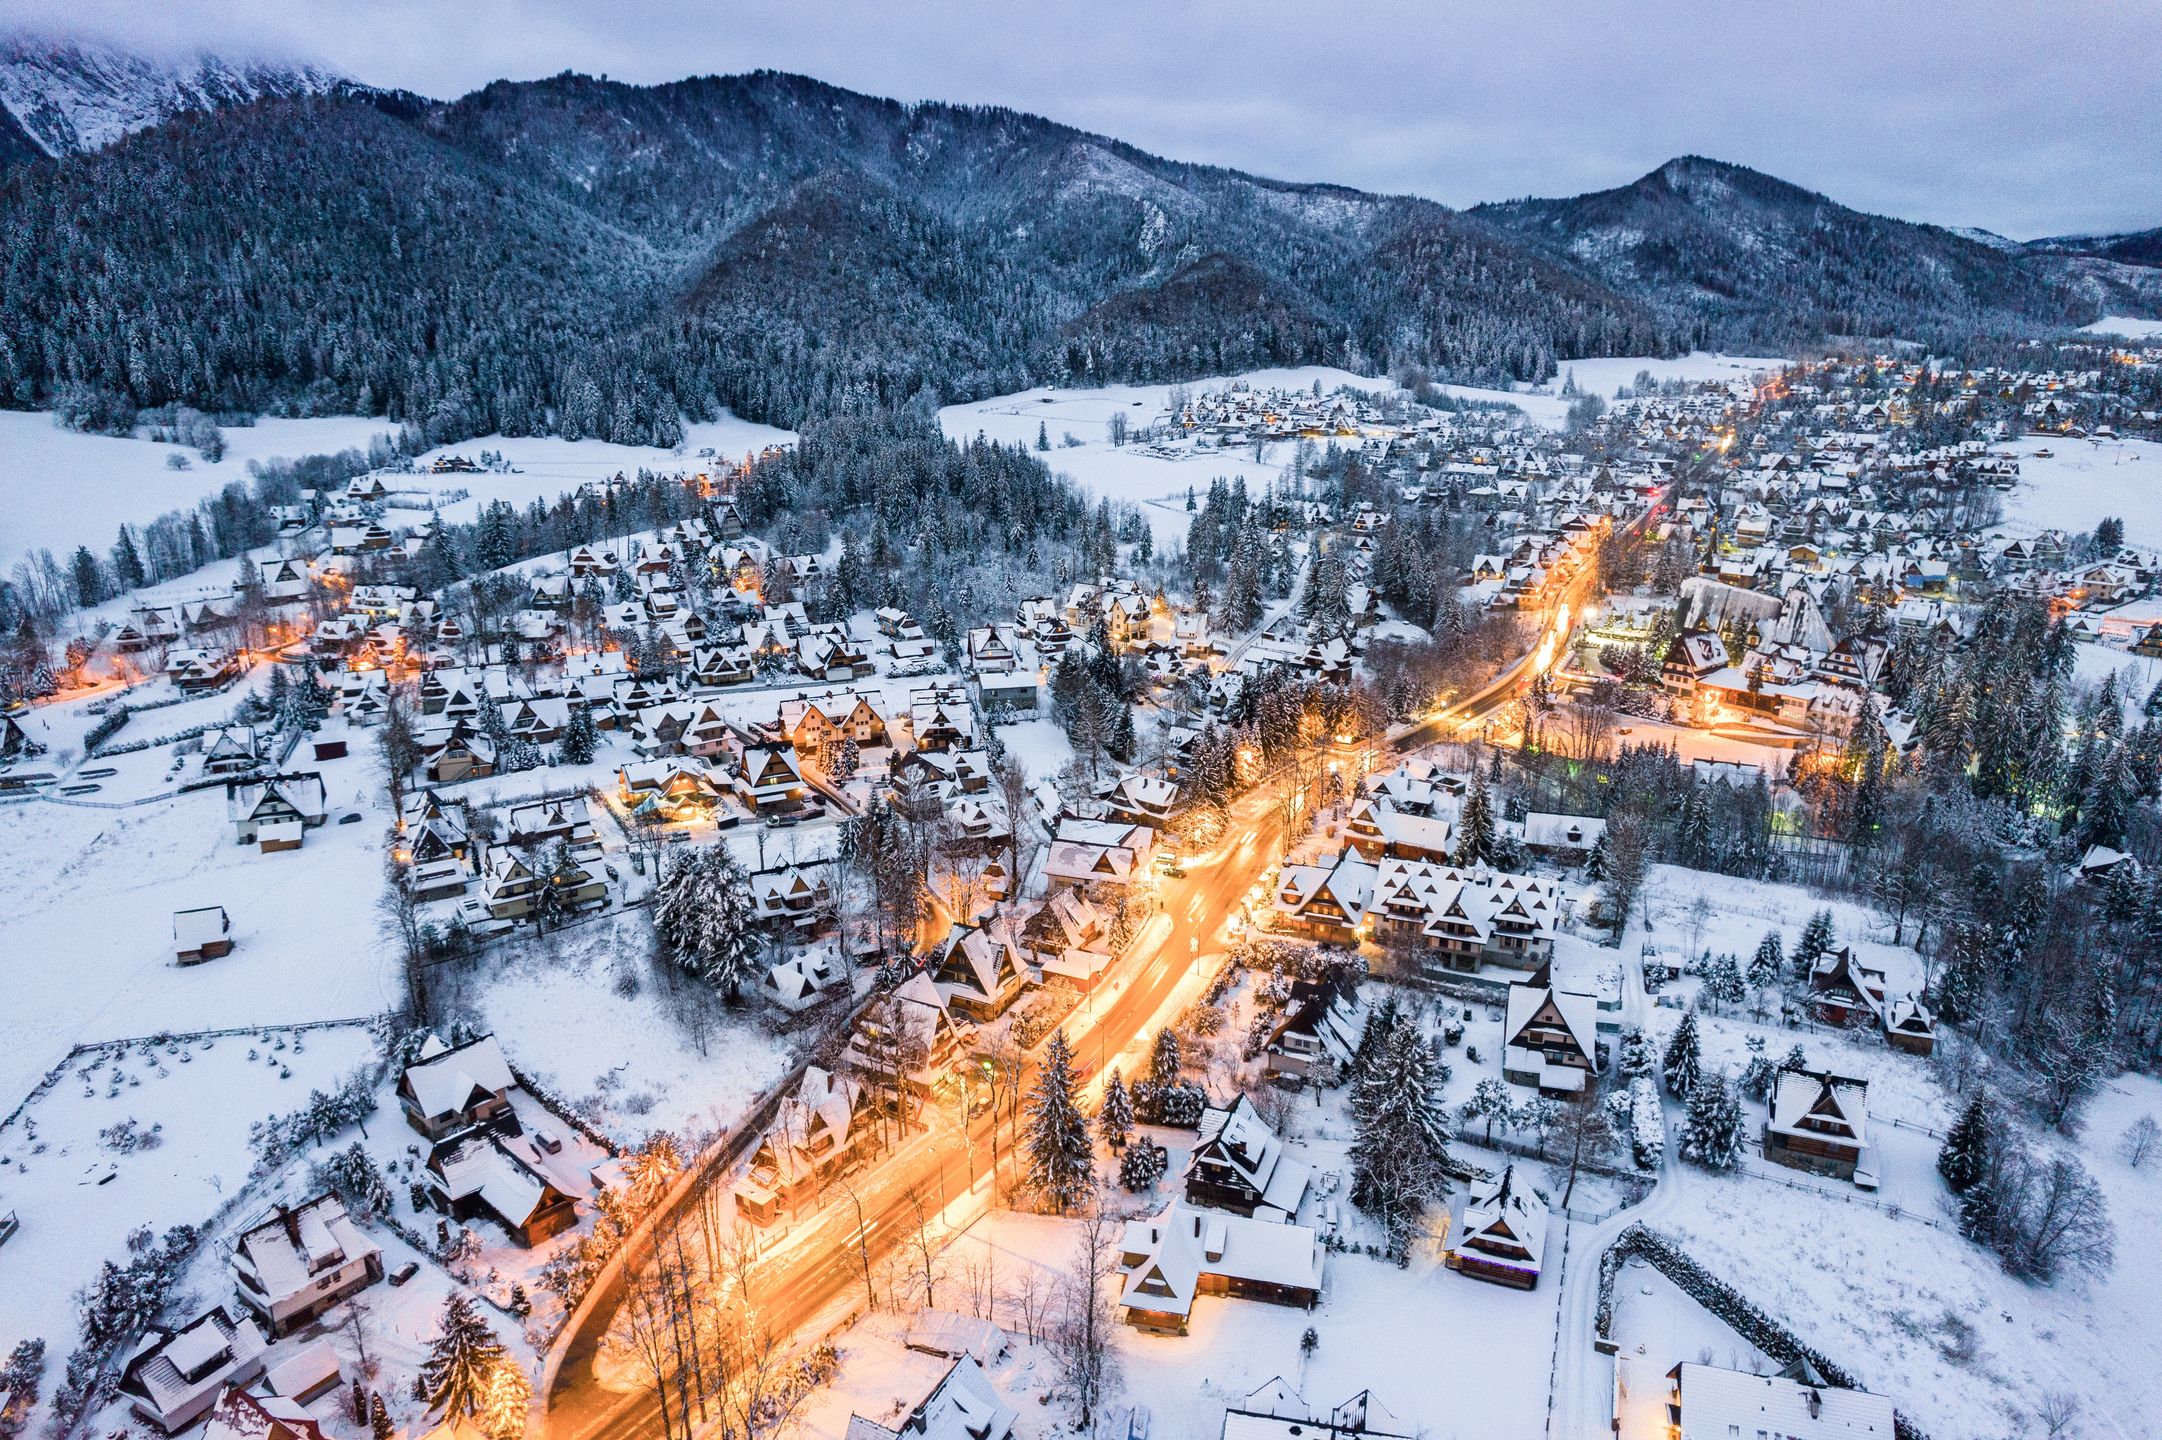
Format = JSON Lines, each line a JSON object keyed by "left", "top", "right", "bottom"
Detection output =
{"left": 0, "top": 411, "right": 399, "bottom": 571}
{"left": 2080, "top": 315, "right": 2162, "bottom": 339}
{"left": 1996, "top": 434, "right": 2162, "bottom": 546}
{"left": 0, "top": 1023, "right": 381, "bottom": 1369}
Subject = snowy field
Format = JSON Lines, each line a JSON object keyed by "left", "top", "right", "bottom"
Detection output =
{"left": 401, "top": 413, "right": 795, "bottom": 525}
{"left": 0, "top": 709, "right": 398, "bottom": 1106}
{"left": 1446, "top": 353, "right": 1784, "bottom": 427}
{"left": 940, "top": 366, "right": 1389, "bottom": 551}
{"left": 790, "top": 1206, "right": 1555, "bottom": 1440}
{"left": 2072, "top": 639, "right": 2162, "bottom": 702}
{"left": 0, "top": 1023, "right": 381, "bottom": 1368}
{"left": 1652, "top": 1072, "right": 2162, "bottom": 1440}
{"left": 1628, "top": 864, "right": 1925, "bottom": 994}
{"left": 1996, "top": 434, "right": 2162, "bottom": 546}
{"left": 0, "top": 411, "right": 398, "bottom": 570}
{"left": 0, "top": 408, "right": 794, "bottom": 573}
{"left": 446, "top": 910, "right": 799, "bottom": 1147}
{"left": 2080, "top": 314, "right": 2162, "bottom": 339}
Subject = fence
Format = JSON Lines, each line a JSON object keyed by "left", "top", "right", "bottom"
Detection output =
{"left": 0, "top": 1016, "right": 385, "bottom": 1136}
{"left": 1738, "top": 1159, "right": 1947, "bottom": 1232}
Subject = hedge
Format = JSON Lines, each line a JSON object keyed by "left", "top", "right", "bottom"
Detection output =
{"left": 1594, "top": 1224, "right": 1925, "bottom": 1440}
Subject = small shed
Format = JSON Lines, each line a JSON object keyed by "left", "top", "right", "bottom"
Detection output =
{"left": 264, "top": 1340, "right": 343, "bottom": 1404}
{"left": 174, "top": 906, "right": 235, "bottom": 964}
{"left": 904, "top": 1308, "right": 1010, "bottom": 1364}
{"left": 257, "top": 819, "right": 305, "bottom": 854}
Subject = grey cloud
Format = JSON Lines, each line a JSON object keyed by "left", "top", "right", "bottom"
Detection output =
{"left": 15, "top": 0, "right": 2157, "bottom": 238}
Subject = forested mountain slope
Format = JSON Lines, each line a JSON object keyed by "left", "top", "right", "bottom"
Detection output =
{"left": 0, "top": 57, "right": 2148, "bottom": 447}
{"left": 1469, "top": 156, "right": 2097, "bottom": 348}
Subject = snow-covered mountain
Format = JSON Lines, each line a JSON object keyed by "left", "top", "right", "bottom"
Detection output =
{"left": 0, "top": 30, "right": 352, "bottom": 159}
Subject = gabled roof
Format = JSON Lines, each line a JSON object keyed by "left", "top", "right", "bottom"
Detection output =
{"left": 400, "top": 1034, "right": 514, "bottom": 1120}
{"left": 1457, "top": 1163, "right": 1546, "bottom": 1271}
{"left": 1768, "top": 1068, "right": 1868, "bottom": 1149}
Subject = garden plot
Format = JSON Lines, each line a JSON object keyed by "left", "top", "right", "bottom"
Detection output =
{"left": 0, "top": 1023, "right": 380, "bottom": 1370}
{"left": 444, "top": 912, "right": 800, "bottom": 1146}
{"left": 1608, "top": 1266, "right": 1774, "bottom": 1440}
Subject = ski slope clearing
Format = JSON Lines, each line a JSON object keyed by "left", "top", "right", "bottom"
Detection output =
{"left": 2080, "top": 315, "right": 2162, "bottom": 339}
{"left": 1996, "top": 435, "right": 2162, "bottom": 546}
{"left": 0, "top": 411, "right": 398, "bottom": 570}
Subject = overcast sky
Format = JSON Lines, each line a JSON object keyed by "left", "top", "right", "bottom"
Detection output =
{"left": 21, "top": 0, "right": 2159, "bottom": 239}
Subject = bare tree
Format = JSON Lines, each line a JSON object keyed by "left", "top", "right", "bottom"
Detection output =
{"left": 2120, "top": 1114, "right": 2160, "bottom": 1170}
{"left": 606, "top": 1242, "right": 682, "bottom": 1440}
{"left": 2006, "top": 1154, "right": 2116, "bottom": 1282}
{"left": 906, "top": 1190, "right": 943, "bottom": 1310}
{"left": 1547, "top": 1094, "right": 1619, "bottom": 1208}
{"left": 1005, "top": 1266, "right": 1052, "bottom": 1345}
{"left": 1048, "top": 1206, "right": 1120, "bottom": 1431}
{"left": 2036, "top": 1392, "right": 2081, "bottom": 1440}
{"left": 377, "top": 858, "right": 431, "bottom": 1023}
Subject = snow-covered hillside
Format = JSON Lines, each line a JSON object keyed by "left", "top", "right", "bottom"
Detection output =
{"left": 0, "top": 30, "right": 350, "bottom": 159}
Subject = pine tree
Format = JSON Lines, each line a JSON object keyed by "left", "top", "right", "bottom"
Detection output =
{"left": 370, "top": 1395, "right": 393, "bottom": 1440}
{"left": 652, "top": 847, "right": 761, "bottom": 1000}
{"left": 1662, "top": 1013, "right": 1702, "bottom": 1099}
{"left": 1679, "top": 1070, "right": 1743, "bottom": 1169}
{"left": 1147, "top": 1027, "right": 1182, "bottom": 1092}
{"left": 1452, "top": 773, "right": 1496, "bottom": 867}
{"left": 1349, "top": 1019, "right": 1451, "bottom": 1249}
{"left": 1746, "top": 931, "right": 1784, "bottom": 992}
{"left": 1792, "top": 909, "right": 1834, "bottom": 982}
{"left": 1026, "top": 1031, "right": 1094, "bottom": 1214}
{"left": 420, "top": 1294, "right": 507, "bottom": 1418}
{"left": 1098, "top": 1070, "right": 1133, "bottom": 1151}
{"left": 1676, "top": 787, "right": 1712, "bottom": 868}
{"left": 112, "top": 525, "right": 146, "bottom": 591}
{"left": 1118, "top": 1136, "right": 1166, "bottom": 1192}
{"left": 556, "top": 702, "right": 598, "bottom": 765}
{"left": 1938, "top": 1095, "right": 1991, "bottom": 1193}
{"left": 1701, "top": 953, "right": 1745, "bottom": 1012}
{"left": 479, "top": 1363, "right": 531, "bottom": 1440}
{"left": 350, "top": 1380, "right": 370, "bottom": 1425}
{"left": 1737, "top": 1034, "right": 1778, "bottom": 1101}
